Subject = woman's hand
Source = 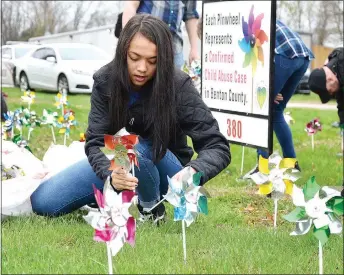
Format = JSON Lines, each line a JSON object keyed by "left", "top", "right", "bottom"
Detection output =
{"left": 274, "top": 93, "right": 283, "bottom": 104}
{"left": 111, "top": 166, "right": 138, "bottom": 191}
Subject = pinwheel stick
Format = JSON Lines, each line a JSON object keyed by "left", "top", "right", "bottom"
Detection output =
{"left": 28, "top": 129, "right": 31, "bottom": 141}
{"left": 147, "top": 198, "right": 166, "bottom": 213}
{"left": 64, "top": 133, "right": 67, "bottom": 146}
{"left": 131, "top": 161, "right": 135, "bottom": 178}
{"left": 182, "top": 220, "right": 187, "bottom": 264}
{"left": 51, "top": 126, "right": 56, "bottom": 144}
{"left": 273, "top": 199, "right": 278, "bottom": 228}
{"left": 240, "top": 146, "right": 245, "bottom": 175}
{"left": 319, "top": 240, "right": 323, "bottom": 275}
{"left": 311, "top": 135, "right": 314, "bottom": 151}
{"left": 106, "top": 242, "right": 113, "bottom": 274}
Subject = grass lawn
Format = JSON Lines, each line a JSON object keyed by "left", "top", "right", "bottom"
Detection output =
{"left": 1, "top": 87, "right": 343, "bottom": 274}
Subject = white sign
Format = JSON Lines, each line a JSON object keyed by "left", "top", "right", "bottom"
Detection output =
{"left": 202, "top": 0, "right": 275, "bottom": 149}
{"left": 212, "top": 111, "right": 269, "bottom": 149}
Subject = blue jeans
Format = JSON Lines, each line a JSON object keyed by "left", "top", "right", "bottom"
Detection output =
{"left": 174, "top": 50, "right": 184, "bottom": 69}
{"left": 30, "top": 138, "right": 183, "bottom": 217}
{"left": 257, "top": 54, "right": 310, "bottom": 159}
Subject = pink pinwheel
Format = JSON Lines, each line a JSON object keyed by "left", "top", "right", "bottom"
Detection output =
{"left": 238, "top": 5, "right": 268, "bottom": 75}
{"left": 305, "top": 118, "right": 322, "bottom": 135}
{"left": 83, "top": 177, "right": 138, "bottom": 257}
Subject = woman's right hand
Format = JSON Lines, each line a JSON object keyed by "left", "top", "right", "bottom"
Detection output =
{"left": 111, "top": 166, "right": 138, "bottom": 191}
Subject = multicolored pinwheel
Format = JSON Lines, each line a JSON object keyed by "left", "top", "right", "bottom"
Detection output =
{"left": 250, "top": 153, "right": 300, "bottom": 200}
{"left": 104, "top": 128, "right": 139, "bottom": 171}
{"left": 284, "top": 111, "right": 295, "bottom": 125}
{"left": 284, "top": 177, "right": 343, "bottom": 244}
{"left": 12, "top": 134, "right": 32, "bottom": 152}
{"left": 25, "top": 111, "right": 41, "bottom": 140}
{"left": 41, "top": 109, "right": 58, "bottom": 144}
{"left": 284, "top": 177, "right": 343, "bottom": 274}
{"left": 238, "top": 5, "right": 268, "bottom": 75}
{"left": 80, "top": 133, "right": 86, "bottom": 142}
{"left": 57, "top": 110, "right": 77, "bottom": 136}
{"left": 305, "top": 118, "right": 322, "bottom": 135}
{"left": 54, "top": 90, "right": 69, "bottom": 115}
{"left": 182, "top": 60, "right": 201, "bottom": 93}
{"left": 83, "top": 177, "right": 138, "bottom": 273}
{"left": 2, "top": 111, "right": 14, "bottom": 139}
{"left": 250, "top": 153, "right": 301, "bottom": 228}
{"left": 164, "top": 167, "right": 210, "bottom": 227}
{"left": 21, "top": 91, "right": 35, "bottom": 109}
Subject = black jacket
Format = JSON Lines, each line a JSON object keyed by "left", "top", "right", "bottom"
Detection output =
{"left": 326, "top": 47, "right": 344, "bottom": 125}
{"left": 85, "top": 63, "right": 231, "bottom": 185}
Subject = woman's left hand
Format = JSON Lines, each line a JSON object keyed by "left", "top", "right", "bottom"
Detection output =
{"left": 173, "top": 166, "right": 197, "bottom": 181}
{"left": 274, "top": 93, "right": 283, "bottom": 104}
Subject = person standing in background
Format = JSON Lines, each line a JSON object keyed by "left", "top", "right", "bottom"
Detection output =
{"left": 122, "top": 0, "right": 200, "bottom": 69}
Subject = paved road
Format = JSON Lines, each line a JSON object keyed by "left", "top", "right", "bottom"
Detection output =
{"left": 288, "top": 102, "right": 337, "bottom": 110}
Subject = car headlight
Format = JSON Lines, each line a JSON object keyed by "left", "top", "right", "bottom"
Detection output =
{"left": 71, "top": 69, "right": 91, "bottom": 76}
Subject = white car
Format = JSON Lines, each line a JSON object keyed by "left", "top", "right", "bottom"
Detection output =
{"left": 1, "top": 44, "right": 39, "bottom": 86}
{"left": 15, "top": 43, "right": 112, "bottom": 93}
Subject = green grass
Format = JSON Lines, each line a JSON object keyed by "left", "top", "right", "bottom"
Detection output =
{"left": 2, "top": 87, "right": 343, "bottom": 274}
{"left": 290, "top": 92, "right": 337, "bottom": 105}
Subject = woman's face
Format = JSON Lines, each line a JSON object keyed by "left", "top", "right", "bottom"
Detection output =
{"left": 127, "top": 33, "right": 157, "bottom": 88}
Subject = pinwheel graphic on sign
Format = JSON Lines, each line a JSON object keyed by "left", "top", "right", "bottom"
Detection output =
{"left": 162, "top": 167, "right": 210, "bottom": 264}
{"left": 238, "top": 5, "right": 268, "bottom": 76}
{"left": 250, "top": 152, "right": 301, "bottom": 228}
{"left": 283, "top": 176, "right": 343, "bottom": 275}
{"left": 83, "top": 177, "right": 138, "bottom": 274}
{"left": 305, "top": 118, "right": 322, "bottom": 151}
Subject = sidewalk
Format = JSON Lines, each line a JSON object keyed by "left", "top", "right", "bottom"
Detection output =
{"left": 288, "top": 102, "right": 336, "bottom": 110}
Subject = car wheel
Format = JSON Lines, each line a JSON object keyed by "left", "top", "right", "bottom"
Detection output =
{"left": 58, "top": 75, "right": 70, "bottom": 94}
{"left": 20, "top": 72, "right": 30, "bottom": 91}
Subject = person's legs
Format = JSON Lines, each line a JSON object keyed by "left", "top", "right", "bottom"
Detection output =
{"left": 174, "top": 50, "right": 185, "bottom": 70}
{"left": 273, "top": 57, "right": 309, "bottom": 158}
{"left": 134, "top": 138, "right": 183, "bottom": 209}
{"left": 31, "top": 158, "right": 104, "bottom": 217}
{"left": 257, "top": 55, "right": 309, "bottom": 159}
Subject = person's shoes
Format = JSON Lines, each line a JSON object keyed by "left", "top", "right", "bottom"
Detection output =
{"left": 243, "top": 165, "right": 259, "bottom": 179}
{"left": 294, "top": 161, "right": 301, "bottom": 172}
{"left": 332, "top": 121, "right": 340, "bottom": 128}
{"left": 137, "top": 202, "right": 166, "bottom": 226}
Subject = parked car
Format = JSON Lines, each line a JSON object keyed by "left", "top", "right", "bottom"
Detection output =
{"left": 1, "top": 44, "right": 39, "bottom": 86}
{"left": 295, "top": 68, "right": 311, "bottom": 95}
{"left": 15, "top": 43, "right": 112, "bottom": 93}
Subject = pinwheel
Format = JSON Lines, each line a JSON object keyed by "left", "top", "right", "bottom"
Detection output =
{"left": 238, "top": 5, "right": 268, "bottom": 76}
{"left": 54, "top": 89, "right": 69, "bottom": 116}
{"left": 284, "top": 111, "right": 295, "bottom": 125}
{"left": 104, "top": 128, "right": 139, "bottom": 173}
{"left": 283, "top": 176, "right": 343, "bottom": 274}
{"left": 250, "top": 152, "right": 300, "bottom": 228}
{"left": 41, "top": 109, "right": 58, "bottom": 144}
{"left": 12, "top": 134, "right": 32, "bottom": 153}
{"left": 80, "top": 132, "right": 86, "bottom": 142}
{"left": 21, "top": 90, "right": 35, "bottom": 110}
{"left": 2, "top": 111, "right": 14, "bottom": 139}
{"left": 83, "top": 177, "right": 138, "bottom": 274}
{"left": 305, "top": 118, "right": 322, "bottom": 151}
{"left": 56, "top": 109, "right": 77, "bottom": 145}
{"left": 25, "top": 111, "right": 41, "bottom": 141}
{"left": 182, "top": 60, "right": 201, "bottom": 93}
{"left": 154, "top": 167, "right": 210, "bottom": 263}
{"left": 1, "top": 165, "right": 25, "bottom": 180}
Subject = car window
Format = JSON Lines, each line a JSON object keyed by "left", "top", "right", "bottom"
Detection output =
{"left": 45, "top": 47, "right": 56, "bottom": 58}
{"left": 15, "top": 47, "right": 35, "bottom": 59}
{"left": 32, "top": 48, "right": 47, "bottom": 59}
{"left": 1, "top": 48, "right": 12, "bottom": 59}
{"left": 58, "top": 47, "right": 109, "bottom": 60}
